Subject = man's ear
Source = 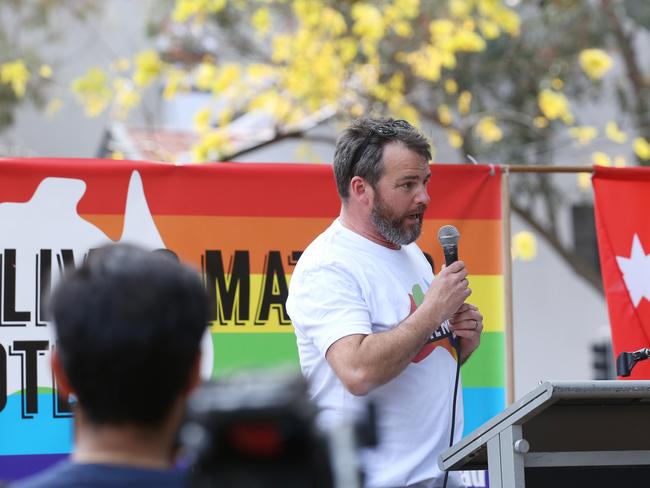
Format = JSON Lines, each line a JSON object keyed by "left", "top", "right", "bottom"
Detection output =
{"left": 349, "top": 176, "right": 373, "bottom": 206}
{"left": 51, "top": 348, "right": 74, "bottom": 398}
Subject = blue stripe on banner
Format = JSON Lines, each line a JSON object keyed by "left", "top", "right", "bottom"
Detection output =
{"left": 0, "top": 393, "right": 73, "bottom": 456}
{"left": 462, "top": 386, "right": 506, "bottom": 436}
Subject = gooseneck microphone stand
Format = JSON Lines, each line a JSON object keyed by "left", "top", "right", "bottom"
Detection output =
{"left": 616, "top": 348, "right": 650, "bottom": 377}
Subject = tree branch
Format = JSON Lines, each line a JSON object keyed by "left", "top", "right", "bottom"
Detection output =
{"left": 222, "top": 131, "right": 336, "bottom": 161}
{"left": 511, "top": 199, "right": 603, "bottom": 294}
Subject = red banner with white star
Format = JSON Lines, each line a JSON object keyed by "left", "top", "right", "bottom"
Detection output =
{"left": 593, "top": 166, "right": 650, "bottom": 378}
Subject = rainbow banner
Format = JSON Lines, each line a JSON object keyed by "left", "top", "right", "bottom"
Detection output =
{"left": 0, "top": 159, "right": 504, "bottom": 481}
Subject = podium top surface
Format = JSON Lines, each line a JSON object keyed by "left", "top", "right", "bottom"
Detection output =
{"left": 439, "top": 380, "right": 650, "bottom": 471}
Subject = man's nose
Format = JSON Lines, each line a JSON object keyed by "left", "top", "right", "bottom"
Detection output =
{"left": 416, "top": 185, "right": 430, "bottom": 206}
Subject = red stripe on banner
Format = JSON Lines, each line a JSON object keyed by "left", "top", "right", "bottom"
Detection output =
{"left": 0, "top": 159, "right": 501, "bottom": 218}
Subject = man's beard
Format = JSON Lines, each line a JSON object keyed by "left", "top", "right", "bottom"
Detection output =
{"left": 371, "top": 191, "right": 424, "bottom": 246}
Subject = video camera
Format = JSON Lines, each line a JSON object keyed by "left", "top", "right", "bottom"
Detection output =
{"left": 179, "top": 368, "right": 376, "bottom": 488}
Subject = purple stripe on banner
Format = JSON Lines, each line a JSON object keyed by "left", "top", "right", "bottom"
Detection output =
{"left": 0, "top": 454, "right": 68, "bottom": 482}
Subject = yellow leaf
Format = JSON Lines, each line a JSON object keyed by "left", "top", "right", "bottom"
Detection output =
{"left": 438, "top": 104, "right": 452, "bottom": 126}
{"left": 113, "top": 79, "right": 141, "bottom": 119}
{"left": 450, "top": 0, "right": 471, "bottom": 18}
{"left": 245, "top": 64, "right": 272, "bottom": 82}
{"left": 393, "top": 21, "right": 413, "bottom": 37}
{"left": 212, "top": 64, "right": 241, "bottom": 94}
{"left": 576, "top": 172, "right": 591, "bottom": 192}
{"left": 218, "top": 107, "right": 233, "bottom": 127}
{"left": 192, "top": 129, "right": 231, "bottom": 162}
{"left": 252, "top": 7, "right": 271, "bottom": 36}
{"left": 195, "top": 61, "right": 217, "bottom": 91}
{"left": 451, "top": 30, "right": 486, "bottom": 52}
{"left": 551, "top": 78, "right": 563, "bottom": 90}
{"left": 1, "top": 59, "right": 31, "bottom": 98}
{"left": 133, "top": 50, "right": 162, "bottom": 87}
{"left": 512, "top": 231, "right": 536, "bottom": 261}
{"left": 605, "top": 121, "right": 627, "bottom": 144}
{"left": 579, "top": 49, "right": 613, "bottom": 81}
{"left": 533, "top": 116, "right": 548, "bottom": 129}
{"left": 479, "top": 20, "right": 500, "bottom": 39}
{"left": 491, "top": 7, "right": 520, "bottom": 36}
{"left": 634, "top": 137, "right": 650, "bottom": 160}
{"left": 393, "top": 0, "right": 419, "bottom": 19}
{"left": 538, "top": 89, "right": 572, "bottom": 123}
{"left": 39, "top": 64, "right": 52, "bottom": 79}
{"left": 444, "top": 79, "right": 458, "bottom": 94}
{"left": 458, "top": 90, "right": 472, "bottom": 114}
{"left": 193, "top": 107, "right": 212, "bottom": 132}
{"left": 164, "top": 68, "right": 189, "bottom": 100}
{"left": 272, "top": 35, "right": 293, "bottom": 63}
{"left": 172, "top": 0, "right": 226, "bottom": 23}
{"left": 111, "top": 151, "right": 125, "bottom": 160}
{"left": 430, "top": 19, "right": 455, "bottom": 41}
{"left": 352, "top": 3, "right": 385, "bottom": 41}
{"left": 71, "top": 67, "right": 112, "bottom": 117}
{"left": 350, "top": 103, "right": 365, "bottom": 117}
{"left": 614, "top": 156, "right": 626, "bottom": 167}
{"left": 592, "top": 152, "right": 611, "bottom": 166}
{"left": 475, "top": 116, "right": 502, "bottom": 143}
{"left": 568, "top": 126, "right": 597, "bottom": 145}
{"left": 447, "top": 129, "right": 463, "bottom": 148}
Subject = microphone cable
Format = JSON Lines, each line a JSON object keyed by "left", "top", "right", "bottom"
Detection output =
{"left": 442, "top": 335, "right": 462, "bottom": 488}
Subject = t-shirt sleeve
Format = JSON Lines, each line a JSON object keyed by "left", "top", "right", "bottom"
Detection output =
{"left": 287, "top": 263, "right": 372, "bottom": 355}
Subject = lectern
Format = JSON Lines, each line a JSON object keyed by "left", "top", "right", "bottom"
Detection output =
{"left": 439, "top": 381, "right": 650, "bottom": 488}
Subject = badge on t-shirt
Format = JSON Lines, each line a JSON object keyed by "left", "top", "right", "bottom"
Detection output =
{"left": 409, "top": 283, "right": 457, "bottom": 363}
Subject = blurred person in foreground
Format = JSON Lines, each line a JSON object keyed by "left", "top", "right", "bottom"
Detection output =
{"left": 287, "top": 118, "right": 484, "bottom": 488}
{"left": 15, "top": 244, "right": 210, "bottom": 488}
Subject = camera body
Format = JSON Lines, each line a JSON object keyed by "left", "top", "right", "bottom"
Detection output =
{"left": 180, "top": 369, "right": 373, "bottom": 488}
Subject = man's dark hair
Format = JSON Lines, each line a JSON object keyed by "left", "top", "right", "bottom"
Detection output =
{"left": 50, "top": 244, "right": 210, "bottom": 427}
{"left": 332, "top": 118, "right": 431, "bottom": 200}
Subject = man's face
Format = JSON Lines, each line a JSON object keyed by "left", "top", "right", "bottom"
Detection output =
{"left": 370, "top": 142, "right": 431, "bottom": 246}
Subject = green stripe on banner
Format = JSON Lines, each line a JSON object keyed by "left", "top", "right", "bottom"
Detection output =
{"left": 211, "top": 333, "right": 300, "bottom": 375}
{"left": 461, "top": 331, "right": 505, "bottom": 387}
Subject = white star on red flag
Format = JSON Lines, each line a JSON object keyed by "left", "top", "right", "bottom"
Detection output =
{"left": 616, "top": 234, "right": 650, "bottom": 307}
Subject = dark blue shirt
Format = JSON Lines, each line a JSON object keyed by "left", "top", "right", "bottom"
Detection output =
{"left": 12, "top": 461, "right": 188, "bottom": 488}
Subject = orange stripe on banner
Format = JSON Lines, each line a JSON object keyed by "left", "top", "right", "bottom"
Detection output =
{"left": 81, "top": 214, "right": 124, "bottom": 242}
{"left": 418, "top": 218, "right": 502, "bottom": 274}
{"left": 82, "top": 215, "right": 501, "bottom": 274}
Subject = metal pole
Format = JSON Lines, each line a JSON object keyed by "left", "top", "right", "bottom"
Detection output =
{"left": 506, "top": 165, "right": 594, "bottom": 173}
{"left": 501, "top": 167, "right": 515, "bottom": 405}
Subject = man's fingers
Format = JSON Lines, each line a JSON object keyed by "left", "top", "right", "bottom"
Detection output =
{"left": 441, "top": 260, "right": 466, "bottom": 273}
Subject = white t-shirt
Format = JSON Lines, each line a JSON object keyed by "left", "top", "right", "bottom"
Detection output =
{"left": 287, "top": 219, "right": 464, "bottom": 488}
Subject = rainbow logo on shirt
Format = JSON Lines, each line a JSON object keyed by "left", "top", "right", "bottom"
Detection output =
{"left": 409, "top": 284, "right": 458, "bottom": 363}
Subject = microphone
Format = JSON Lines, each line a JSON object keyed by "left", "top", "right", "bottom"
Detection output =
{"left": 616, "top": 347, "right": 650, "bottom": 377}
{"left": 437, "top": 225, "right": 460, "bottom": 266}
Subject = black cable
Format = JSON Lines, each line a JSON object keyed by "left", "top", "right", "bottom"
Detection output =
{"left": 442, "top": 336, "right": 462, "bottom": 488}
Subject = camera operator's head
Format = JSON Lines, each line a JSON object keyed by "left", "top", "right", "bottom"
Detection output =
{"left": 50, "top": 243, "right": 210, "bottom": 430}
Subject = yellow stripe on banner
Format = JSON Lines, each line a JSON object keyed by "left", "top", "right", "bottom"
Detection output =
{"left": 210, "top": 274, "right": 504, "bottom": 334}
{"left": 467, "top": 274, "right": 504, "bottom": 332}
{"left": 210, "top": 274, "right": 295, "bottom": 334}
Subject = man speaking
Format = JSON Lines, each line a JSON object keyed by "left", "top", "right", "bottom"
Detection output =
{"left": 287, "top": 118, "right": 484, "bottom": 487}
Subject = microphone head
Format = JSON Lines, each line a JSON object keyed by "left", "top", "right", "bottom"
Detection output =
{"left": 437, "top": 225, "right": 460, "bottom": 247}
